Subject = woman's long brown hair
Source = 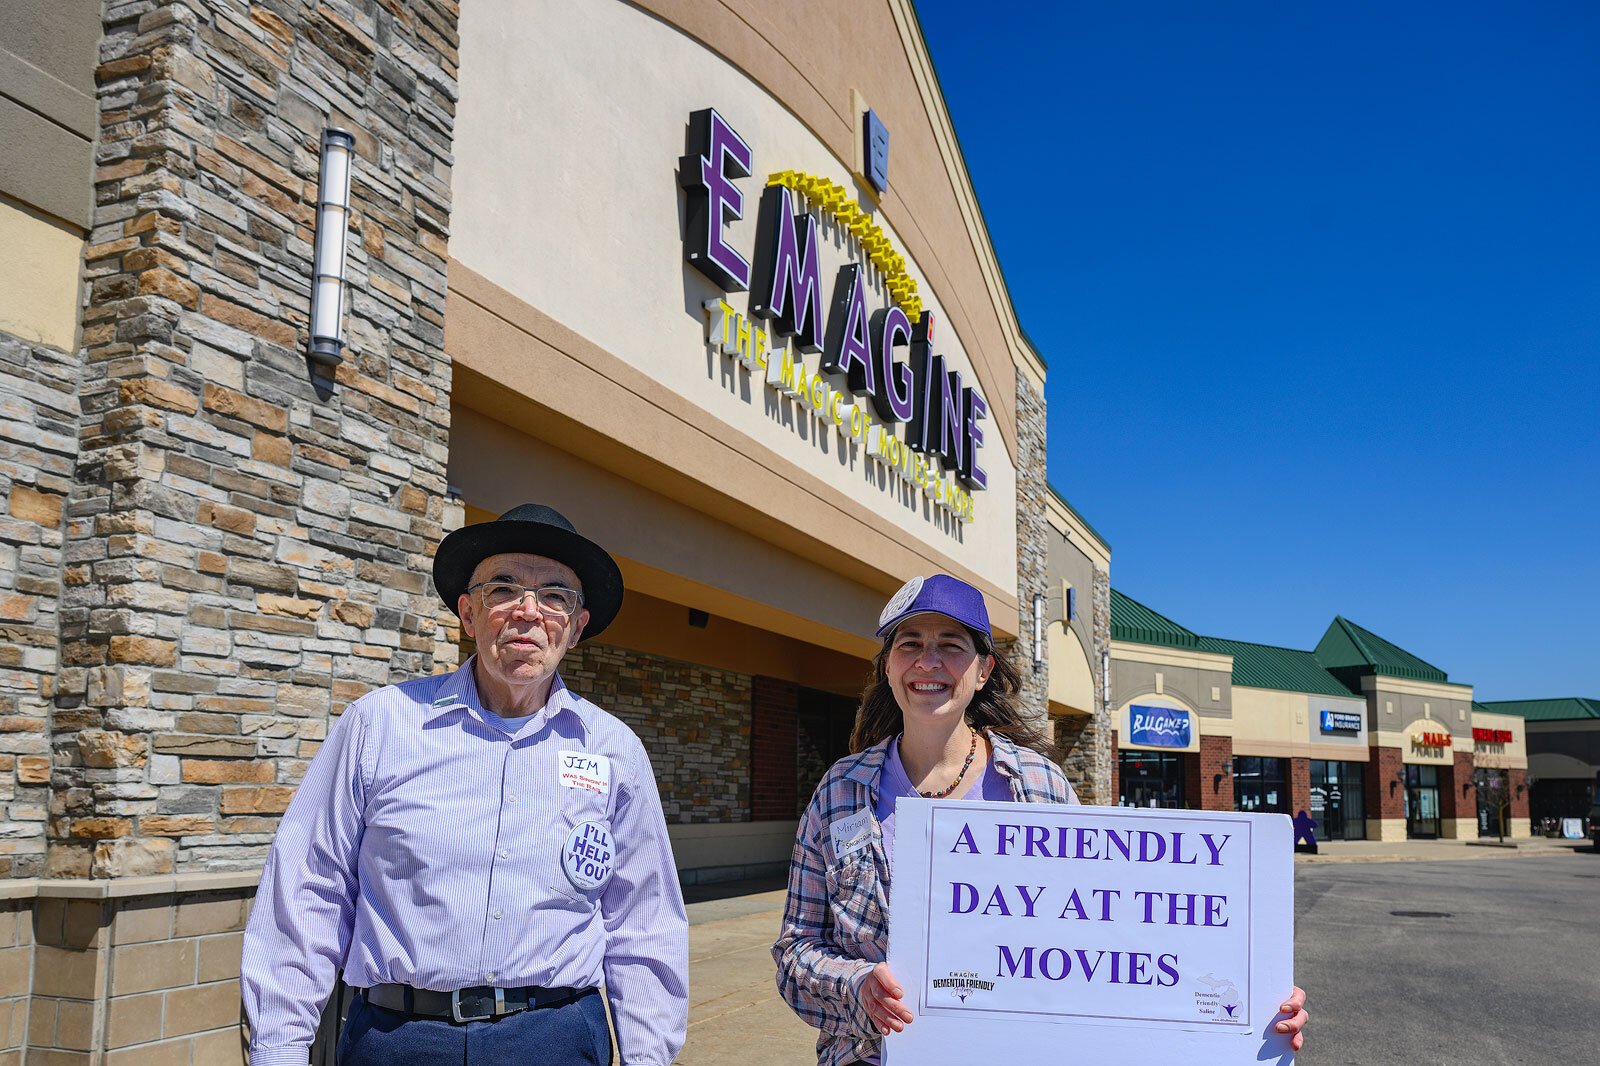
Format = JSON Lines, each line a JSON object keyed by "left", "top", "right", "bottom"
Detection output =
{"left": 848, "top": 624, "right": 1053, "bottom": 755}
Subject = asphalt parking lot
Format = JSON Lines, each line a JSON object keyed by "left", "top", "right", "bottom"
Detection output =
{"left": 1294, "top": 851, "right": 1599, "bottom": 1065}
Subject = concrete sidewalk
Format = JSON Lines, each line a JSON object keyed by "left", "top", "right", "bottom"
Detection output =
{"left": 679, "top": 879, "right": 814, "bottom": 1066}
{"left": 669, "top": 838, "right": 1597, "bottom": 1064}
{"left": 1295, "top": 834, "right": 1594, "bottom": 863}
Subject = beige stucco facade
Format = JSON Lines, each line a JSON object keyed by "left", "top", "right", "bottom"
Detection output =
{"left": 442, "top": 0, "right": 1070, "bottom": 866}
{"left": 1231, "top": 687, "right": 1371, "bottom": 761}
{"left": 0, "top": 197, "right": 83, "bottom": 351}
{"left": 448, "top": 0, "right": 1026, "bottom": 637}
{"left": 1044, "top": 491, "right": 1109, "bottom": 718}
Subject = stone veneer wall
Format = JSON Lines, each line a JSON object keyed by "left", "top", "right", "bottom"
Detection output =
{"left": 1055, "top": 565, "right": 1113, "bottom": 803}
{"left": 560, "top": 642, "right": 753, "bottom": 824}
{"left": 1, "top": 337, "right": 82, "bottom": 880}
{"left": 1011, "top": 377, "right": 1050, "bottom": 727}
{"left": 46, "top": 0, "right": 459, "bottom": 880}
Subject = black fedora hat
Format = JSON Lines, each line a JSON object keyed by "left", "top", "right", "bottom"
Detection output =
{"left": 433, "top": 503, "right": 624, "bottom": 642}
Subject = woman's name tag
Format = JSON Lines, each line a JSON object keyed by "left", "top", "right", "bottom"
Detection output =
{"left": 829, "top": 810, "right": 874, "bottom": 860}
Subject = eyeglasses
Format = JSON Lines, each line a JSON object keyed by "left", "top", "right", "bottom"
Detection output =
{"left": 466, "top": 581, "right": 584, "bottom": 617}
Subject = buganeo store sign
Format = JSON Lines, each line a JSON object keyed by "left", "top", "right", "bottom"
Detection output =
{"left": 681, "top": 108, "right": 985, "bottom": 524}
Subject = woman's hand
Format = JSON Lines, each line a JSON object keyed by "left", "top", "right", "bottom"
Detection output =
{"left": 859, "top": 961, "right": 916, "bottom": 1036}
{"left": 1274, "top": 985, "right": 1309, "bottom": 1050}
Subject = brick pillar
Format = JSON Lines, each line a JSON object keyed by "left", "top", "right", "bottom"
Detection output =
{"left": 1440, "top": 751, "right": 1473, "bottom": 838}
{"left": 1289, "top": 757, "right": 1311, "bottom": 818}
{"left": 48, "top": 0, "right": 459, "bottom": 879}
{"left": 1195, "top": 735, "right": 1234, "bottom": 811}
{"left": 751, "top": 677, "right": 798, "bottom": 821}
{"left": 1366, "top": 746, "right": 1406, "bottom": 840}
{"left": 1182, "top": 753, "right": 1201, "bottom": 811}
{"left": 1508, "top": 768, "right": 1530, "bottom": 837}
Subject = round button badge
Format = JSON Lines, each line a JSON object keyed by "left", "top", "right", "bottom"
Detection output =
{"left": 562, "top": 819, "right": 615, "bottom": 893}
{"left": 877, "top": 575, "right": 924, "bottom": 630}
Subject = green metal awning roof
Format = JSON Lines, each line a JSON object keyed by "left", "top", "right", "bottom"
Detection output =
{"left": 1195, "top": 636, "right": 1361, "bottom": 698}
{"left": 1110, "top": 588, "right": 1199, "bottom": 649}
{"left": 1476, "top": 697, "right": 1600, "bottom": 722}
{"left": 1313, "top": 616, "right": 1451, "bottom": 683}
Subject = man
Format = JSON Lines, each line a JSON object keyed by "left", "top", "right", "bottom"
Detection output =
{"left": 242, "top": 504, "right": 688, "bottom": 1065}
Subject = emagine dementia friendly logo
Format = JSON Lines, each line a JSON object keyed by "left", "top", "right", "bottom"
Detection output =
{"left": 932, "top": 969, "right": 995, "bottom": 1004}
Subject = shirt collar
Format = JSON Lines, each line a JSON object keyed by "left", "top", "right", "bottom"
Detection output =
{"left": 843, "top": 738, "right": 892, "bottom": 801}
{"left": 987, "top": 730, "right": 1026, "bottom": 780}
{"left": 853, "top": 729, "right": 1023, "bottom": 798}
{"left": 423, "top": 657, "right": 587, "bottom": 738}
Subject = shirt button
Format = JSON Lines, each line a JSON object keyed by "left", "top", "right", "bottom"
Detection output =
{"left": 507, "top": 794, "right": 517, "bottom": 804}
{"left": 498, "top": 849, "right": 509, "bottom": 859}
{"left": 484, "top": 972, "right": 495, "bottom": 982}
{"left": 493, "top": 909, "right": 502, "bottom": 920}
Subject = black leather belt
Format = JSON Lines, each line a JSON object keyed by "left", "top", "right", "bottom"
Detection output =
{"left": 364, "top": 983, "right": 593, "bottom": 1024}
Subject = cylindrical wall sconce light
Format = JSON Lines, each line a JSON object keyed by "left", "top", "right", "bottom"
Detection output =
{"left": 1032, "top": 592, "right": 1045, "bottom": 669}
{"left": 309, "top": 127, "right": 356, "bottom": 366}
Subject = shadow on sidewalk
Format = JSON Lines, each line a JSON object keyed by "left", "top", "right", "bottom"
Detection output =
{"left": 682, "top": 873, "right": 788, "bottom": 905}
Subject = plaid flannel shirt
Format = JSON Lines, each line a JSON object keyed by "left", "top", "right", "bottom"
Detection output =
{"left": 772, "top": 732, "right": 1078, "bottom": 1066}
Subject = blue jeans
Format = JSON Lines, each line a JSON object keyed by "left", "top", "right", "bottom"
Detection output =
{"left": 338, "top": 989, "right": 612, "bottom": 1065}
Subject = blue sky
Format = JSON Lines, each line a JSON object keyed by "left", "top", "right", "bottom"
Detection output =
{"left": 915, "top": 1, "right": 1600, "bottom": 700}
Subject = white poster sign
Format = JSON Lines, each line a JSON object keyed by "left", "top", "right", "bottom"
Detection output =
{"left": 887, "top": 800, "right": 1295, "bottom": 1063}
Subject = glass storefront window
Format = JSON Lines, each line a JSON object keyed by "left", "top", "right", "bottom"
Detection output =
{"left": 1119, "top": 750, "right": 1185, "bottom": 809}
{"left": 1404, "top": 764, "right": 1441, "bottom": 839}
{"left": 1309, "top": 760, "right": 1366, "bottom": 841}
{"left": 1233, "top": 756, "right": 1288, "bottom": 814}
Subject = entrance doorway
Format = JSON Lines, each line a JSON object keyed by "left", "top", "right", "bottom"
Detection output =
{"left": 796, "top": 688, "right": 856, "bottom": 815}
{"left": 1404, "top": 764, "right": 1441, "bottom": 839}
{"left": 1309, "top": 760, "right": 1367, "bottom": 840}
{"left": 1119, "top": 750, "right": 1186, "bottom": 808}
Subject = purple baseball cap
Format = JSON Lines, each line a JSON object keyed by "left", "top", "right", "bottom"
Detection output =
{"left": 874, "top": 574, "right": 992, "bottom": 640}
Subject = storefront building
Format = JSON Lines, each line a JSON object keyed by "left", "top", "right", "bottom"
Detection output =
{"left": 0, "top": 1, "right": 1115, "bottom": 1060}
{"left": 1478, "top": 698, "right": 1600, "bottom": 831}
{"left": 1108, "top": 592, "right": 1530, "bottom": 843}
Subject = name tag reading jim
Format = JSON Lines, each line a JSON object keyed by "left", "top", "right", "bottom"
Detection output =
{"left": 558, "top": 751, "right": 611, "bottom": 794}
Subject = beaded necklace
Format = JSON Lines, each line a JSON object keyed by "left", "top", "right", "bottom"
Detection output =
{"left": 917, "top": 729, "right": 979, "bottom": 798}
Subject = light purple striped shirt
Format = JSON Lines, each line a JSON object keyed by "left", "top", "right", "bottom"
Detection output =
{"left": 241, "top": 659, "right": 688, "bottom": 1065}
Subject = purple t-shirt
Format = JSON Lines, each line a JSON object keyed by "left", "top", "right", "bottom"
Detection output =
{"left": 874, "top": 735, "right": 1010, "bottom": 871}
{"left": 865, "top": 737, "right": 1009, "bottom": 1065}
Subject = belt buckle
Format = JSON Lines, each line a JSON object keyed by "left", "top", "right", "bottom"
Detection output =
{"left": 449, "top": 987, "right": 503, "bottom": 1024}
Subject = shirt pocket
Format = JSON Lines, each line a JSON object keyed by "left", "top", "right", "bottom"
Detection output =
{"left": 823, "top": 847, "right": 889, "bottom": 946}
{"left": 548, "top": 796, "right": 617, "bottom": 907}
{"left": 559, "top": 778, "right": 613, "bottom": 826}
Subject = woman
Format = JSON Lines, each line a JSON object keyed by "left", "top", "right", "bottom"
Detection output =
{"left": 772, "top": 574, "right": 1308, "bottom": 1066}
